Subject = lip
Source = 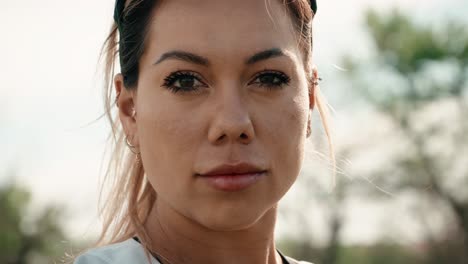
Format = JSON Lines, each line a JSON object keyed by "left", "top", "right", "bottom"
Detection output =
{"left": 197, "top": 163, "right": 268, "bottom": 192}
{"left": 200, "top": 162, "right": 267, "bottom": 176}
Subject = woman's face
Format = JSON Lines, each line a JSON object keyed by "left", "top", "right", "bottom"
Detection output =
{"left": 120, "top": 0, "right": 313, "bottom": 230}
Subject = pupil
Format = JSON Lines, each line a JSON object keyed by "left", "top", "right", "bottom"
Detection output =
{"left": 180, "top": 77, "right": 194, "bottom": 88}
{"left": 261, "top": 75, "right": 276, "bottom": 84}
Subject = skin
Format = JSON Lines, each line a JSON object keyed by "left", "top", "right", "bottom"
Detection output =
{"left": 115, "top": 0, "right": 317, "bottom": 263}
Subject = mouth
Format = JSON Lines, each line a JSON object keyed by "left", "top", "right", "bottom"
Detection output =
{"left": 196, "top": 162, "right": 268, "bottom": 192}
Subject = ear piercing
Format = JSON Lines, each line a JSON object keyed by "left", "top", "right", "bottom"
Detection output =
{"left": 125, "top": 135, "right": 141, "bottom": 166}
{"left": 125, "top": 135, "right": 140, "bottom": 155}
{"left": 312, "top": 77, "right": 322, "bottom": 86}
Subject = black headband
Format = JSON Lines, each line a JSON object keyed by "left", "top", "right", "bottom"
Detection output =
{"left": 114, "top": 0, "right": 317, "bottom": 29}
{"left": 310, "top": 0, "right": 317, "bottom": 15}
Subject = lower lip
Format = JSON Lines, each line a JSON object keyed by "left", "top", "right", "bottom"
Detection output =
{"left": 199, "top": 172, "right": 266, "bottom": 192}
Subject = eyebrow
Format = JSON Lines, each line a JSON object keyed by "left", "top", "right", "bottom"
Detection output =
{"left": 154, "top": 50, "right": 210, "bottom": 66}
{"left": 153, "top": 48, "right": 287, "bottom": 66}
{"left": 245, "top": 48, "right": 286, "bottom": 65}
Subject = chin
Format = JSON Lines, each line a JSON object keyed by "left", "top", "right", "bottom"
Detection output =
{"left": 193, "top": 204, "right": 276, "bottom": 232}
{"left": 202, "top": 218, "right": 257, "bottom": 232}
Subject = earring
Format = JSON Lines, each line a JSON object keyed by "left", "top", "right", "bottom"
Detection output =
{"left": 125, "top": 135, "right": 140, "bottom": 155}
{"left": 312, "top": 77, "right": 322, "bottom": 86}
{"left": 306, "top": 118, "right": 312, "bottom": 137}
{"left": 135, "top": 153, "right": 141, "bottom": 165}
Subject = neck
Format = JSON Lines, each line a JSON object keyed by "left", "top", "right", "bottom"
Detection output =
{"left": 143, "top": 199, "right": 282, "bottom": 264}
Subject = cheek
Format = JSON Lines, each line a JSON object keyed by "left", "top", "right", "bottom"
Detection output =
{"left": 136, "top": 97, "right": 201, "bottom": 188}
{"left": 267, "top": 91, "right": 309, "bottom": 184}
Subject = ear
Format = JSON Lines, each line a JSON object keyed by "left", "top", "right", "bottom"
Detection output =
{"left": 115, "top": 74, "right": 139, "bottom": 147}
{"left": 306, "top": 66, "right": 319, "bottom": 138}
{"left": 309, "top": 65, "right": 319, "bottom": 111}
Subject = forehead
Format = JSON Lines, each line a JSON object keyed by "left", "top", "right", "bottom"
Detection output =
{"left": 144, "top": 0, "right": 300, "bottom": 65}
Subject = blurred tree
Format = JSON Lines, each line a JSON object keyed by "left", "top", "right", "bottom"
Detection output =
{"left": 280, "top": 8, "right": 467, "bottom": 264}
{"left": 0, "top": 180, "right": 70, "bottom": 264}
{"left": 343, "top": 8, "right": 468, "bottom": 263}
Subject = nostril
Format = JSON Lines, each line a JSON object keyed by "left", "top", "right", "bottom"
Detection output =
{"left": 240, "top": 133, "right": 248, "bottom": 139}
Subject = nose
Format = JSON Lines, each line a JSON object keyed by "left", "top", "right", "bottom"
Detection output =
{"left": 207, "top": 87, "right": 255, "bottom": 145}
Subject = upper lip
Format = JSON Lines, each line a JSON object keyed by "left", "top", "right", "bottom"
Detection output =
{"left": 199, "top": 162, "right": 267, "bottom": 176}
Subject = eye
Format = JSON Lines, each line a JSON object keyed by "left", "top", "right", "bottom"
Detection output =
{"left": 161, "top": 71, "right": 208, "bottom": 93}
{"left": 248, "top": 70, "right": 291, "bottom": 89}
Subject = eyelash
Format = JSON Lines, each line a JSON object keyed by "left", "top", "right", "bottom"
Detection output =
{"left": 248, "top": 70, "right": 291, "bottom": 89}
{"left": 161, "top": 71, "right": 207, "bottom": 94}
{"left": 161, "top": 70, "right": 291, "bottom": 94}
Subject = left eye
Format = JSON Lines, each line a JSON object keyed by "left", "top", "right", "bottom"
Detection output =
{"left": 249, "top": 70, "right": 291, "bottom": 89}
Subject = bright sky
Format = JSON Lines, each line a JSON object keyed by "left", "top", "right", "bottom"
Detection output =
{"left": 1, "top": 0, "right": 467, "bottom": 246}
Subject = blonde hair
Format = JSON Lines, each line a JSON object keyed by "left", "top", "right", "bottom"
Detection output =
{"left": 80, "top": 0, "right": 335, "bottom": 261}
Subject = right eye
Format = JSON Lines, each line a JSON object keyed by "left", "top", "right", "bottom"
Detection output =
{"left": 161, "top": 71, "right": 208, "bottom": 93}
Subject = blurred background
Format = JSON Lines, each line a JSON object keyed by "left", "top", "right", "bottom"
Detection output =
{"left": 1, "top": 0, "right": 467, "bottom": 263}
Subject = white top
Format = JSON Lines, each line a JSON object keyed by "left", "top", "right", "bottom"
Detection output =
{"left": 74, "top": 238, "right": 161, "bottom": 264}
{"left": 73, "top": 238, "right": 312, "bottom": 264}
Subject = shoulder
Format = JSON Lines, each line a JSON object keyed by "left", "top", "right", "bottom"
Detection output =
{"left": 73, "top": 238, "right": 159, "bottom": 264}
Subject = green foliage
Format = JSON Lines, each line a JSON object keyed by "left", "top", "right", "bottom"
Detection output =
{"left": 278, "top": 238, "right": 422, "bottom": 264}
{"left": 343, "top": 9, "right": 468, "bottom": 116}
{"left": 277, "top": 238, "right": 322, "bottom": 262}
{"left": 0, "top": 182, "right": 70, "bottom": 264}
{"left": 365, "top": 9, "right": 468, "bottom": 74}
{"left": 0, "top": 184, "right": 31, "bottom": 255}
{"left": 336, "top": 243, "right": 422, "bottom": 264}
